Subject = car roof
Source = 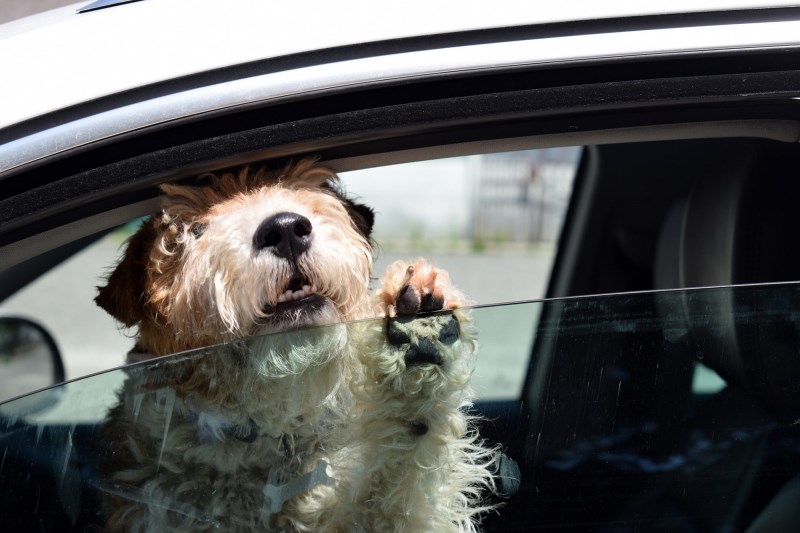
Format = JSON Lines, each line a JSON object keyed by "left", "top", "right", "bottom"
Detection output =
{"left": 0, "top": 0, "right": 798, "bottom": 130}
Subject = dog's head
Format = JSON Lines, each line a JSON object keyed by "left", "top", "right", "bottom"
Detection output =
{"left": 96, "top": 159, "right": 374, "bottom": 355}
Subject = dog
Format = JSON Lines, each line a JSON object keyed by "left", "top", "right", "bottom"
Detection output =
{"left": 94, "top": 159, "right": 497, "bottom": 532}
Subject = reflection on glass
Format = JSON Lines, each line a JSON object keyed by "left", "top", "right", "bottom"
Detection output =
{"left": 2, "top": 283, "right": 800, "bottom": 531}
{"left": 2, "top": 311, "right": 500, "bottom": 531}
{"left": 0, "top": 318, "right": 61, "bottom": 403}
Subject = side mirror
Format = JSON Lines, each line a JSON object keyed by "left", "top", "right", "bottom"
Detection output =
{"left": 0, "top": 316, "right": 65, "bottom": 415}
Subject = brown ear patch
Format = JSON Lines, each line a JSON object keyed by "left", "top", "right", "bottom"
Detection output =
{"left": 95, "top": 219, "right": 157, "bottom": 327}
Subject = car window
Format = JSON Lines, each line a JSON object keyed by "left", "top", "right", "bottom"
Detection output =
{"left": 0, "top": 149, "right": 580, "bottom": 396}
{"left": 0, "top": 226, "right": 137, "bottom": 391}
{"left": 339, "top": 149, "right": 580, "bottom": 305}
{"left": 1, "top": 282, "right": 798, "bottom": 531}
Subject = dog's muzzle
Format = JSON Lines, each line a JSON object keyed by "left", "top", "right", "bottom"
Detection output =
{"left": 253, "top": 212, "right": 334, "bottom": 324}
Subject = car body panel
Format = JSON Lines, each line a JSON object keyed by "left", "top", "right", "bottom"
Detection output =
{"left": 1, "top": 0, "right": 800, "bottom": 132}
{"left": 5, "top": 14, "right": 800, "bottom": 176}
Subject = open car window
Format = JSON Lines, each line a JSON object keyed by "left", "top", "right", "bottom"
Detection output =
{"left": 2, "top": 281, "right": 799, "bottom": 531}
{"left": 0, "top": 148, "right": 580, "bottom": 390}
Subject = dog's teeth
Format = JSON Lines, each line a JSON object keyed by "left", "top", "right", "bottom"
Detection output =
{"left": 277, "top": 285, "right": 314, "bottom": 305}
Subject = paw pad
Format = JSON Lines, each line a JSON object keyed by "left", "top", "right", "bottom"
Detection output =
{"left": 437, "top": 315, "right": 460, "bottom": 346}
{"left": 396, "top": 284, "right": 421, "bottom": 315}
{"left": 381, "top": 262, "right": 451, "bottom": 317}
{"left": 404, "top": 337, "right": 443, "bottom": 366}
{"left": 395, "top": 263, "right": 447, "bottom": 315}
{"left": 386, "top": 315, "right": 460, "bottom": 367}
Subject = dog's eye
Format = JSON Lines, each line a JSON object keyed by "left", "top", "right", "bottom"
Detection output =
{"left": 190, "top": 222, "right": 208, "bottom": 238}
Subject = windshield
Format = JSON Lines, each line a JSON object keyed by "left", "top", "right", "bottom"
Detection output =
{"left": 2, "top": 283, "right": 799, "bottom": 531}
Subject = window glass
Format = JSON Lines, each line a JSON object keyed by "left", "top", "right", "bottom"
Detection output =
{"left": 0, "top": 230, "right": 135, "bottom": 389}
{"left": 1, "top": 282, "right": 798, "bottom": 531}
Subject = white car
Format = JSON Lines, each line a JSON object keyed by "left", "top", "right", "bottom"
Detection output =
{"left": 3, "top": 1, "right": 800, "bottom": 531}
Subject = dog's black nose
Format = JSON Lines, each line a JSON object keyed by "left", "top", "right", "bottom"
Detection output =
{"left": 253, "top": 212, "right": 313, "bottom": 260}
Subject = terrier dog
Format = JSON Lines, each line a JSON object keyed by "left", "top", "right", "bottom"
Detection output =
{"left": 95, "top": 159, "right": 497, "bottom": 532}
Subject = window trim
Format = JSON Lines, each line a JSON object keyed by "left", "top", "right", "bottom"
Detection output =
{"left": 4, "top": 18, "right": 800, "bottom": 177}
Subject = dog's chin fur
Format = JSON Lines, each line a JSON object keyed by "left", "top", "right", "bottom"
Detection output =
{"left": 95, "top": 159, "right": 497, "bottom": 532}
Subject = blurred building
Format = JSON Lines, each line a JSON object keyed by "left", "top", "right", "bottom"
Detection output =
{"left": 470, "top": 148, "right": 579, "bottom": 244}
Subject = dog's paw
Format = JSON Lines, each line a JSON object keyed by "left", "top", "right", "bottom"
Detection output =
{"left": 377, "top": 258, "right": 466, "bottom": 317}
{"left": 375, "top": 259, "right": 472, "bottom": 370}
{"left": 385, "top": 313, "right": 460, "bottom": 367}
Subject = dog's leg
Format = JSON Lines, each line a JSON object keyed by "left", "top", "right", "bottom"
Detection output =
{"left": 344, "top": 258, "right": 497, "bottom": 533}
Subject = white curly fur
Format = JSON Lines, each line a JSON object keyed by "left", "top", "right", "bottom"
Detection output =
{"left": 96, "top": 160, "right": 497, "bottom": 532}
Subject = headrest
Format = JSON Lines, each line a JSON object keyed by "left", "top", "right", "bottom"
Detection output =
{"left": 654, "top": 142, "right": 800, "bottom": 420}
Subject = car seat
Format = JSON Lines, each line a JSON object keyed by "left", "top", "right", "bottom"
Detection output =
{"left": 652, "top": 140, "right": 800, "bottom": 532}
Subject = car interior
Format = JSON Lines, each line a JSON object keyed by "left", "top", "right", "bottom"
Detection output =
{"left": 481, "top": 137, "right": 800, "bottom": 531}
{"left": 3, "top": 122, "right": 800, "bottom": 532}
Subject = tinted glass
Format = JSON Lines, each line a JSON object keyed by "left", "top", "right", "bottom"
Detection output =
{"left": 2, "top": 282, "right": 798, "bottom": 531}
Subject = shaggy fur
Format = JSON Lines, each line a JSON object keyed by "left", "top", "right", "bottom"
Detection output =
{"left": 95, "top": 159, "right": 497, "bottom": 532}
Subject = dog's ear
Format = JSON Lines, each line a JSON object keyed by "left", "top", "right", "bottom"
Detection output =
{"left": 318, "top": 178, "right": 374, "bottom": 239}
{"left": 344, "top": 199, "right": 375, "bottom": 240}
{"left": 95, "top": 219, "right": 156, "bottom": 327}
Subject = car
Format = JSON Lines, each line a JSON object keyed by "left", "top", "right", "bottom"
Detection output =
{"left": 3, "top": 0, "right": 800, "bottom": 530}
